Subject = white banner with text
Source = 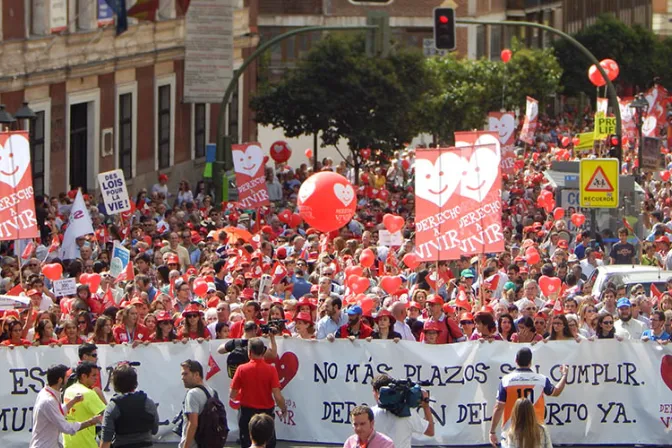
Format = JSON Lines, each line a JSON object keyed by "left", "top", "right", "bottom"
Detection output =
{"left": 1, "top": 340, "right": 672, "bottom": 446}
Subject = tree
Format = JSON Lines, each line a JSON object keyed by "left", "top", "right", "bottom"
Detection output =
{"left": 553, "top": 15, "right": 659, "bottom": 97}
{"left": 251, "top": 33, "right": 433, "bottom": 179}
{"left": 421, "top": 43, "right": 562, "bottom": 144}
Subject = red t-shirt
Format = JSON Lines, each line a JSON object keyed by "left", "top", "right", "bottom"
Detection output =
{"left": 177, "top": 329, "right": 211, "bottom": 340}
{"left": 228, "top": 320, "right": 245, "bottom": 339}
{"left": 112, "top": 324, "right": 151, "bottom": 343}
{"left": 58, "top": 336, "right": 86, "bottom": 345}
{"left": 231, "top": 359, "right": 280, "bottom": 409}
{"left": 338, "top": 323, "right": 373, "bottom": 339}
{"left": 1, "top": 338, "right": 31, "bottom": 346}
{"left": 35, "top": 338, "right": 59, "bottom": 346}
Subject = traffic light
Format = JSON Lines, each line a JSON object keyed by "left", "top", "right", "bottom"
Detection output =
{"left": 608, "top": 134, "right": 622, "bottom": 163}
{"left": 433, "top": 8, "right": 456, "bottom": 51}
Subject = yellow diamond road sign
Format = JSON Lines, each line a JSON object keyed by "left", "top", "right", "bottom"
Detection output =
{"left": 579, "top": 158, "right": 619, "bottom": 208}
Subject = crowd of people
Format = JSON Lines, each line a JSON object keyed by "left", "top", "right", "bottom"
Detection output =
{"left": 3, "top": 100, "right": 672, "bottom": 447}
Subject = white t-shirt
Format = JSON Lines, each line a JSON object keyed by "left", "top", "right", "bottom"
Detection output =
{"left": 372, "top": 405, "right": 428, "bottom": 448}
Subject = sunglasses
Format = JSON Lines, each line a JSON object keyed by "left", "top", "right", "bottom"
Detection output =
{"left": 186, "top": 314, "right": 200, "bottom": 318}
{"left": 602, "top": 321, "right": 614, "bottom": 325}
{"left": 78, "top": 321, "right": 87, "bottom": 325}
{"left": 460, "top": 321, "right": 474, "bottom": 325}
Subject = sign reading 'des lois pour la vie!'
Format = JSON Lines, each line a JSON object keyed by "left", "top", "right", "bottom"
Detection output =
{"left": 97, "top": 169, "right": 131, "bottom": 215}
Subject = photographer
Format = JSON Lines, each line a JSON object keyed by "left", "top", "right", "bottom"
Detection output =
{"left": 217, "top": 321, "right": 278, "bottom": 379}
{"left": 371, "top": 374, "right": 434, "bottom": 448}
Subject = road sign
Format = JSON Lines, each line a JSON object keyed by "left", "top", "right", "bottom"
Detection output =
{"left": 579, "top": 158, "right": 619, "bottom": 208}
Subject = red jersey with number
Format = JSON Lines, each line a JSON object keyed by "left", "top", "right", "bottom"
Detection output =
{"left": 496, "top": 368, "right": 555, "bottom": 428}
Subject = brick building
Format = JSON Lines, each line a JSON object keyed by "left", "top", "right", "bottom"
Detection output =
{"left": 0, "top": 0, "right": 259, "bottom": 197}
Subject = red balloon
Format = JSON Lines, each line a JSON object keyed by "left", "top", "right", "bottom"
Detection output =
{"left": 278, "top": 209, "right": 292, "bottom": 225}
{"left": 121, "top": 199, "right": 136, "bottom": 220}
{"left": 662, "top": 171, "right": 671, "bottom": 182}
{"left": 561, "top": 136, "right": 570, "bottom": 147}
{"left": 538, "top": 275, "right": 562, "bottom": 297}
{"left": 85, "top": 273, "right": 101, "bottom": 292}
{"left": 402, "top": 253, "right": 420, "bottom": 270}
{"left": 345, "top": 266, "right": 364, "bottom": 279}
{"left": 380, "top": 276, "right": 402, "bottom": 294}
{"left": 193, "top": 278, "right": 208, "bottom": 297}
{"left": 401, "top": 159, "right": 410, "bottom": 170}
{"left": 361, "top": 173, "right": 370, "bottom": 184}
{"left": 588, "top": 64, "right": 606, "bottom": 87}
{"left": 304, "top": 148, "right": 313, "bottom": 159}
{"left": 532, "top": 153, "right": 540, "bottom": 162}
{"left": 382, "top": 214, "right": 404, "bottom": 233}
{"left": 571, "top": 213, "right": 586, "bottom": 227}
{"left": 359, "top": 296, "right": 374, "bottom": 314}
{"left": 572, "top": 137, "right": 580, "bottom": 146}
{"left": 269, "top": 140, "right": 292, "bottom": 164}
{"left": 297, "top": 172, "right": 357, "bottom": 233}
{"left": 42, "top": 263, "right": 63, "bottom": 281}
{"left": 622, "top": 136, "right": 629, "bottom": 146}
{"left": 543, "top": 200, "right": 555, "bottom": 214}
{"left": 377, "top": 189, "right": 390, "bottom": 201}
{"left": 360, "top": 248, "right": 375, "bottom": 268}
{"left": 525, "top": 248, "right": 541, "bottom": 265}
{"left": 600, "top": 59, "right": 619, "bottom": 81}
{"left": 501, "top": 49, "right": 512, "bottom": 63}
{"left": 351, "top": 276, "right": 370, "bottom": 294}
{"left": 289, "top": 213, "right": 303, "bottom": 228}
{"left": 553, "top": 207, "right": 565, "bottom": 221}
{"left": 360, "top": 148, "right": 371, "bottom": 160}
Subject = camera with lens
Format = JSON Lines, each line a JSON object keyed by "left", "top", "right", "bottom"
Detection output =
{"left": 378, "top": 378, "right": 431, "bottom": 417}
{"left": 259, "top": 319, "right": 287, "bottom": 335}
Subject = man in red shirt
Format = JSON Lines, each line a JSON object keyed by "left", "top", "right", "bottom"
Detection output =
{"left": 230, "top": 338, "right": 287, "bottom": 448}
{"left": 334, "top": 305, "right": 373, "bottom": 340}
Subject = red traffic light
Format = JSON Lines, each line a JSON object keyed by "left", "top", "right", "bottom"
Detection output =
{"left": 439, "top": 15, "right": 449, "bottom": 24}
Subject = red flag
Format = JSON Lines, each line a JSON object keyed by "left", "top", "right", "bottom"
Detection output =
{"left": 622, "top": 218, "right": 634, "bottom": 234}
{"left": 169, "top": 276, "right": 176, "bottom": 299}
{"left": 7, "top": 284, "right": 24, "bottom": 296}
{"left": 271, "top": 262, "right": 287, "bottom": 285}
{"left": 127, "top": 0, "right": 159, "bottom": 21}
{"left": 205, "top": 355, "right": 221, "bottom": 380}
{"left": 552, "top": 298, "right": 564, "bottom": 316}
{"left": 651, "top": 284, "right": 662, "bottom": 302}
{"left": 102, "top": 287, "right": 115, "bottom": 308}
{"left": 116, "top": 261, "right": 135, "bottom": 283}
{"left": 21, "top": 242, "right": 35, "bottom": 260}
{"left": 48, "top": 236, "right": 60, "bottom": 253}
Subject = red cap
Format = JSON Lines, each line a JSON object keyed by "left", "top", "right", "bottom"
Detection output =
{"left": 156, "top": 311, "right": 173, "bottom": 322}
{"left": 423, "top": 321, "right": 442, "bottom": 332}
{"left": 426, "top": 295, "right": 443, "bottom": 306}
{"left": 408, "top": 301, "right": 421, "bottom": 310}
{"left": 276, "top": 247, "right": 287, "bottom": 259}
{"left": 297, "top": 298, "right": 317, "bottom": 310}
{"left": 459, "top": 312, "right": 474, "bottom": 322}
{"left": 241, "top": 288, "right": 255, "bottom": 300}
{"left": 558, "top": 240, "right": 569, "bottom": 249}
{"left": 656, "top": 236, "right": 671, "bottom": 244}
{"left": 294, "top": 311, "right": 313, "bottom": 324}
{"left": 167, "top": 254, "right": 179, "bottom": 265}
{"left": 182, "top": 304, "right": 204, "bottom": 316}
{"left": 26, "top": 289, "right": 40, "bottom": 296}
{"left": 374, "top": 309, "right": 396, "bottom": 324}
{"left": 442, "top": 303, "right": 455, "bottom": 314}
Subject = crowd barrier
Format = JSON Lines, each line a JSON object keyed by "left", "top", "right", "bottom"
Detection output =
{"left": 2, "top": 339, "right": 672, "bottom": 446}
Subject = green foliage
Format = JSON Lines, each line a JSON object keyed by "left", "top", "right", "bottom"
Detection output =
{"left": 553, "top": 15, "right": 660, "bottom": 97}
{"left": 421, "top": 43, "right": 562, "bottom": 144}
{"left": 251, "top": 34, "right": 433, "bottom": 157}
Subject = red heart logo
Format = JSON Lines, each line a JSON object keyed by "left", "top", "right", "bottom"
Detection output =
{"left": 661, "top": 355, "right": 672, "bottom": 392}
{"left": 270, "top": 352, "right": 299, "bottom": 390}
{"left": 538, "top": 275, "right": 562, "bottom": 297}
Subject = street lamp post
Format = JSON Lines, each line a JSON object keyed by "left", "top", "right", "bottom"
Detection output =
{"left": 0, "top": 102, "right": 37, "bottom": 131}
{"left": 629, "top": 93, "right": 649, "bottom": 172}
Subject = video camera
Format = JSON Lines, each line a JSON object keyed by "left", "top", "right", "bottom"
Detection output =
{"left": 378, "top": 378, "right": 431, "bottom": 417}
{"left": 259, "top": 319, "right": 287, "bottom": 335}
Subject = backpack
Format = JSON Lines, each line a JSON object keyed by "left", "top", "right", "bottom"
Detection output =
{"left": 194, "top": 385, "right": 229, "bottom": 448}
{"left": 226, "top": 339, "right": 249, "bottom": 379}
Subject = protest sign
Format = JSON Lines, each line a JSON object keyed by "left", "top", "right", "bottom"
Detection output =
{"left": 97, "top": 169, "right": 131, "bottom": 215}
{"left": 52, "top": 278, "right": 77, "bottom": 297}
{"left": 232, "top": 143, "right": 270, "bottom": 209}
{"left": 110, "top": 242, "right": 130, "bottom": 278}
{"left": 378, "top": 229, "right": 402, "bottom": 247}
{"left": 0, "top": 132, "right": 39, "bottom": 241}
{"left": 487, "top": 111, "right": 516, "bottom": 146}
{"left": 1, "top": 340, "right": 672, "bottom": 447}
{"left": 414, "top": 142, "right": 504, "bottom": 261}
{"left": 519, "top": 96, "right": 539, "bottom": 145}
{"left": 59, "top": 190, "right": 94, "bottom": 260}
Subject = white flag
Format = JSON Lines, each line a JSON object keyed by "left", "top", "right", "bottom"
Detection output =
{"left": 59, "top": 190, "right": 95, "bottom": 260}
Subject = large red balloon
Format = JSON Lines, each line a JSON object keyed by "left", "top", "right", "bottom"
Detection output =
{"left": 345, "top": 266, "right": 364, "bottom": 279}
{"left": 571, "top": 213, "right": 586, "bottom": 227}
{"left": 553, "top": 207, "right": 565, "bottom": 221}
{"left": 269, "top": 140, "right": 292, "bottom": 164}
{"left": 402, "top": 253, "right": 420, "bottom": 270}
{"left": 561, "top": 136, "right": 570, "bottom": 147}
{"left": 501, "top": 49, "right": 512, "bottom": 63}
{"left": 304, "top": 148, "right": 313, "bottom": 159}
{"left": 380, "top": 276, "right": 402, "bottom": 294}
{"left": 193, "top": 278, "right": 208, "bottom": 297}
{"left": 525, "top": 247, "right": 541, "bottom": 265}
{"left": 360, "top": 248, "right": 375, "bottom": 268}
{"left": 84, "top": 273, "right": 101, "bottom": 292}
{"left": 297, "top": 172, "right": 357, "bottom": 233}
{"left": 600, "top": 59, "right": 619, "bottom": 81}
{"left": 278, "top": 209, "right": 292, "bottom": 225}
{"left": 538, "top": 275, "right": 562, "bottom": 297}
{"left": 351, "top": 276, "right": 370, "bottom": 294}
{"left": 588, "top": 64, "right": 606, "bottom": 87}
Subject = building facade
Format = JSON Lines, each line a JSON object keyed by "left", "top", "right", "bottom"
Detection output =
{"left": 0, "top": 0, "right": 259, "bottom": 197}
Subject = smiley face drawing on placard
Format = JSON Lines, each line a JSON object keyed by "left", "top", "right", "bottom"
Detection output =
{"left": 0, "top": 134, "right": 31, "bottom": 188}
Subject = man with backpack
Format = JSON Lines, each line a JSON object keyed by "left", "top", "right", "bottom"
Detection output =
{"left": 217, "top": 321, "right": 278, "bottom": 379}
{"left": 179, "top": 359, "right": 229, "bottom": 448}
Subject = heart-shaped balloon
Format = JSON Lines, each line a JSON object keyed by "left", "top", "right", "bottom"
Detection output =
{"left": 42, "top": 263, "right": 63, "bottom": 281}
{"left": 289, "top": 213, "right": 302, "bottom": 228}
{"left": 571, "top": 213, "right": 586, "bottom": 227}
{"left": 345, "top": 265, "right": 364, "bottom": 279}
{"left": 538, "top": 275, "right": 562, "bottom": 297}
{"left": 382, "top": 214, "right": 404, "bottom": 234}
{"left": 278, "top": 209, "right": 292, "bottom": 225}
{"left": 402, "top": 253, "right": 419, "bottom": 270}
{"left": 85, "top": 273, "right": 101, "bottom": 292}
{"left": 351, "top": 276, "right": 370, "bottom": 294}
{"left": 380, "top": 276, "right": 402, "bottom": 294}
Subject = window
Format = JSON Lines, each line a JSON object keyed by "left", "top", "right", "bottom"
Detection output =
{"left": 30, "top": 111, "right": 46, "bottom": 196}
{"left": 158, "top": 85, "right": 171, "bottom": 169}
{"left": 476, "top": 25, "right": 486, "bottom": 59}
{"left": 119, "top": 93, "right": 133, "bottom": 178}
{"left": 194, "top": 103, "right": 206, "bottom": 158}
{"left": 154, "top": 74, "right": 175, "bottom": 171}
